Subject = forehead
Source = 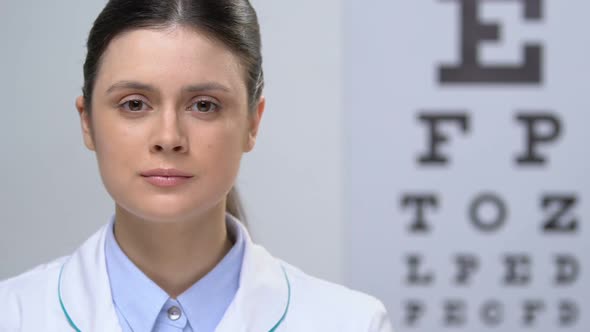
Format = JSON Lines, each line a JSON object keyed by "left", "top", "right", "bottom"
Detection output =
{"left": 94, "top": 26, "right": 246, "bottom": 97}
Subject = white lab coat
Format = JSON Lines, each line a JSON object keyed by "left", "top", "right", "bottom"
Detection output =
{"left": 0, "top": 219, "right": 394, "bottom": 332}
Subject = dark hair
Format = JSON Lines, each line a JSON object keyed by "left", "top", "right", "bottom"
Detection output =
{"left": 83, "top": 0, "right": 264, "bottom": 222}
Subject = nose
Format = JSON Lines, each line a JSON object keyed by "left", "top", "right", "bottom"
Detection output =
{"left": 150, "top": 109, "right": 188, "bottom": 154}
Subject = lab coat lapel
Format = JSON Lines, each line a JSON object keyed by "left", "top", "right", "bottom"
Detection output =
{"left": 58, "top": 217, "right": 290, "bottom": 332}
{"left": 58, "top": 224, "right": 122, "bottom": 332}
{"left": 215, "top": 219, "right": 290, "bottom": 332}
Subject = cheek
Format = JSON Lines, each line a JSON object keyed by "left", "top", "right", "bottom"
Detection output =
{"left": 92, "top": 115, "right": 142, "bottom": 184}
{"left": 196, "top": 121, "right": 246, "bottom": 174}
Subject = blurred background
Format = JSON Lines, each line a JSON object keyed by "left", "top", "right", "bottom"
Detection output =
{"left": 0, "top": 1, "right": 587, "bottom": 331}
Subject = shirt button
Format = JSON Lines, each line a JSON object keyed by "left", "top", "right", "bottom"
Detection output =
{"left": 167, "top": 306, "right": 182, "bottom": 321}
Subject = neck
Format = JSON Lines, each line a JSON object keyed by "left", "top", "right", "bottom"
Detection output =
{"left": 113, "top": 203, "right": 233, "bottom": 298}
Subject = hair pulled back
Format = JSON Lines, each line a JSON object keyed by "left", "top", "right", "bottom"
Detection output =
{"left": 83, "top": 0, "right": 264, "bottom": 111}
{"left": 82, "top": 0, "right": 264, "bottom": 221}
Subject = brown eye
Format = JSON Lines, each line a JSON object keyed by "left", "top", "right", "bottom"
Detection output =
{"left": 121, "top": 99, "right": 147, "bottom": 112}
{"left": 128, "top": 100, "right": 143, "bottom": 111}
{"left": 192, "top": 100, "right": 218, "bottom": 113}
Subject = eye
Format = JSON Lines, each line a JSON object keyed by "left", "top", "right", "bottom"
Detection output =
{"left": 120, "top": 99, "right": 149, "bottom": 112}
{"left": 191, "top": 99, "right": 219, "bottom": 113}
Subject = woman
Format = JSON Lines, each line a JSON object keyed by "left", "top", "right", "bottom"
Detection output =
{"left": 0, "top": 0, "right": 393, "bottom": 331}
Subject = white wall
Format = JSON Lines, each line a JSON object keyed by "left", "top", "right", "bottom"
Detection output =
{"left": 244, "top": 0, "right": 344, "bottom": 283}
{"left": 0, "top": 0, "right": 344, "bottom": 284}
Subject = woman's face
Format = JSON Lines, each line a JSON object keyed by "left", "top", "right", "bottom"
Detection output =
{"left": 76, "top": 26, "right": 264, "bottom": 223}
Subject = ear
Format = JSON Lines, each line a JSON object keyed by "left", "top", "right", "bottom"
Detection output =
{"left": 244, "top": 96, "right": 265, "bottom": 152}
{"left": 75, "top": 96, "right": 96, "bottom": 151}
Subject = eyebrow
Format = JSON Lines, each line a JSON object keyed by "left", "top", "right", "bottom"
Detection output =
{"left": 105, "top": 80, "right": 232, "bottom": 94}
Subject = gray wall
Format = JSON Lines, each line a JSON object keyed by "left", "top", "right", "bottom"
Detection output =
{"left": 0, "top": 0, "right": 344, "bottom": 284}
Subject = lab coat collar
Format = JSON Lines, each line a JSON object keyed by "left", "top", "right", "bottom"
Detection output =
{"left": 58, "top": 214, "right": 290, "bottom": 332}
{"left": 58, "top": 223, "right": 122, "bottom": 331}
{"left": 215, "top": 214, "right": 290, "bottom": 331}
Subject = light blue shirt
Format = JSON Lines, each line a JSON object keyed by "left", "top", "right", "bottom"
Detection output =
{"left": 104, "top": 214, "right": 245, "bottom": 332}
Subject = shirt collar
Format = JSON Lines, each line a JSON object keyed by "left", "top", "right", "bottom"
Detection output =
{"left": 104, "top": 213, "right": 245, "bottom": 332}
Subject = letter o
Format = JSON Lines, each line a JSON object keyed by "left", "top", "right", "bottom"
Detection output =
{"left": 469, "top": 193, "right": 507, "bottom": 232}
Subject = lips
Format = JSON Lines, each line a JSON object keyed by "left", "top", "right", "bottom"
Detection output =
{"left": 140, "top": 168, "right": 194, "bottom": 177}
{"left": 140, "top": 168, "right": 194, "bottom": 187}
